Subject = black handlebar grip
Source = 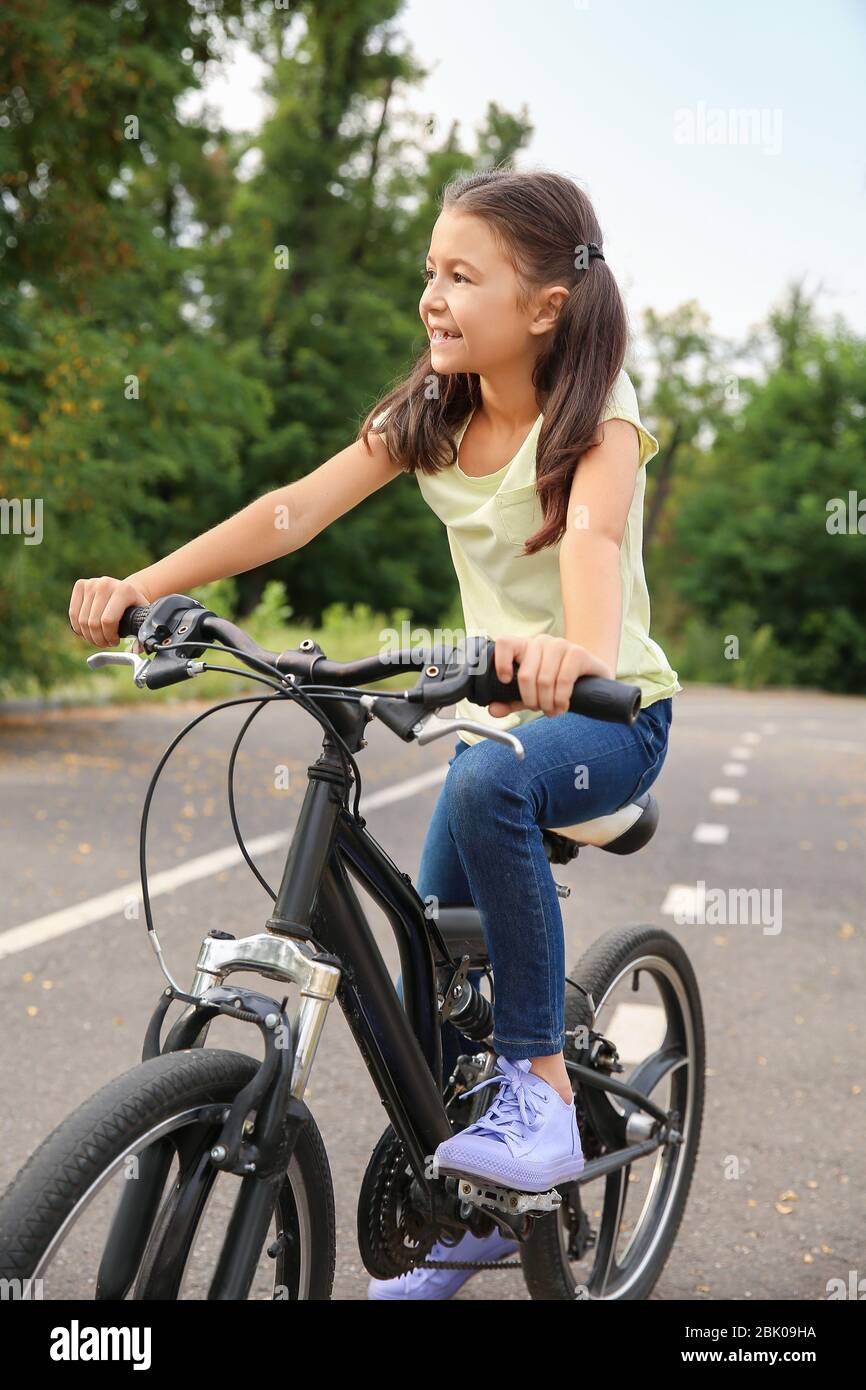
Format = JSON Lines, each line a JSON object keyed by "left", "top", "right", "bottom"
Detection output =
{"left": 118, "top": 605, "right": 150, "bottom": 638}
{"left": 471, "top": 648, "right": 642, "bottom": 726}
{"left": 562, "top": 674, "right": 642, "bottom": 724}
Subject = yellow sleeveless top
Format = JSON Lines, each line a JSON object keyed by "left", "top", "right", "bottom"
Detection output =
{"left": 374, "top": 367, "right": 681, "bottom": 745}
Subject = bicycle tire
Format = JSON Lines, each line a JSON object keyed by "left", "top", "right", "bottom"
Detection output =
{"left": 0, "top": 1047, "right": 336, "bottom": 1300}
{"left": 520, "top": 924, "right": 705, "bottom": 1301}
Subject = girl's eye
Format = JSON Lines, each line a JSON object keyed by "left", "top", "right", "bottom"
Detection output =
{"left": 422, "top": 269, "right": 469, "bottom": 284}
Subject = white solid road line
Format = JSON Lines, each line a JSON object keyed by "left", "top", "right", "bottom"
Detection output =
{"left": 353, "top": 765, "right": 448, "bottom": 810}
{"left": 0, "top": 764, "right": 448, "bottom": 961}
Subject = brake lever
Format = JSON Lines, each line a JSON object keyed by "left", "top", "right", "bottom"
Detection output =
{"left": 412, "top": 712, "right": 525, "bottom": 759}
{"left": 86, "top": 649, "right": 152, "bottom": 687}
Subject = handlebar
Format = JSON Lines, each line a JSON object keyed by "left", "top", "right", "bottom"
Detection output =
{"left": 109, "top": 593, "right": 641, "bottom": 732}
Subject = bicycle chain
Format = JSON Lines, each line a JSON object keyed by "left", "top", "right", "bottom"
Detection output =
{"left": 413, "top": 1255, "right": 523, "bottom": 1269}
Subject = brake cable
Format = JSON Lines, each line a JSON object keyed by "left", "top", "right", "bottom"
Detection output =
{"left": 164, "top": 638, "right": 366, "bottom": 818}
{"left": 226, "top": 696, "right": 280, "bottom": 901}
{"left": 132, "top": 635, "right": 430, "bottom": 981}
{"left": 170, "top": 634, "right": 422, "bottom": 826}
{"left": 222, "top": 682, "right": 406, "bottom": 899}
{"left": 199, "top": 661, "right": 365, "bottom": 821}
{"left": 137, "top": 693, "right": 292, "bottom": 1002}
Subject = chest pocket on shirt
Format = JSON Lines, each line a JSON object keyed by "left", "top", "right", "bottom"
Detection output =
{"left": 494, "top": 482, "right": 543, "bottom": 546}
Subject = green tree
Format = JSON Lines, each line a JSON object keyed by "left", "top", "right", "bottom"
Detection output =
{"left": 0, "top": 0, "right": 267, "bottom": 688}
{"left": 668, "top": 293, "right": 866, "bottom": 692}
{"left": 207, "top": 0, "right": 533, "bottom": 622}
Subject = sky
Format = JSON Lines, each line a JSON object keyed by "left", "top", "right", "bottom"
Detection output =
{"left": 190, "top": 0, "right": 866, "bottom": 348}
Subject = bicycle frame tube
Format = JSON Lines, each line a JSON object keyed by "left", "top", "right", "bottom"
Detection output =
{"left": 313, "top": 815, "right": 456, "bottom": 1175}
{"left": 190, "top": 708, "right": 458, "bottom": 1182}
{"left": 280, "top": 733, "right": 460, "bottom": 1171}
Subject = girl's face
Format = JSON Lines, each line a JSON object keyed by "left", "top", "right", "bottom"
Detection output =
{"left": 420, "top": 209, "right": 561, "bottom": 377}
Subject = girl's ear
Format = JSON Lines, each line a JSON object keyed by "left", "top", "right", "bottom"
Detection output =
{"left": 530, "top": 284, "right": 570, "bottom": 336}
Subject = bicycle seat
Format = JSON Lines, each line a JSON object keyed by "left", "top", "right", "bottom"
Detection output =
{"left": 541, "top": 790, "right": 659, "bottom": 863}
{"left": 432, "top": 794, "right": 659, "bottom": 965}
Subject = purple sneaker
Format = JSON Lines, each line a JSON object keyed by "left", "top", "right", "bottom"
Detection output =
{"left": 366, "top": 1226, "right": 520, "bottom": 1299}
{"left": 431, "top": 1056, "right": 585, "bottom": 1193}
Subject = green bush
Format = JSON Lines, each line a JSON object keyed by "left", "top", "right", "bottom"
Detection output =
{"left": 189, "top": 578, "right": 240, "bottom": 622}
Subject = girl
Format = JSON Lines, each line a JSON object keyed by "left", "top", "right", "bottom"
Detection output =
{"left": 362, "top": 168, "right": 680, "bottom": 1297}
{"left": 68, "top": 165, "right": 680, "bottom": 1303}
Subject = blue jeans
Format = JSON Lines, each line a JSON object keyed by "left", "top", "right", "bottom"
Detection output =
{"left": 396, "top": 698, "right": 673, "bottom": 1069}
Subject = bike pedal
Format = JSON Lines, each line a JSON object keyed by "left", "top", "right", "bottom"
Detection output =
{"left": 424, "top": 1154, "right": 563, "bottom": 1216}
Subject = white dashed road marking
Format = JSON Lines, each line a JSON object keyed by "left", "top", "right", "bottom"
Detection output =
{"left": 662, "top": 883, "right": 706, "bottom": 918}
{"left": 710, "top": 787, "right": 741, "bottom": 805}
{"left": 693, "top": 823, "right": 730, "bottom": 845}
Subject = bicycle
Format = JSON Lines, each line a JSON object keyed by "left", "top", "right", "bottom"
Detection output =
{"left": 0, "top": 593, "right": 704, "bottom": 1300}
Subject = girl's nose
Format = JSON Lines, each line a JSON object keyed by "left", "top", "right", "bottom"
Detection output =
{"left": 420, "top": 281, "right": 445, "bottom": 314}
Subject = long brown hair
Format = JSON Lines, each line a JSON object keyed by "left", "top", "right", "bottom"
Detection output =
{"left": 358, "top": 167, "right": 629, "bottom": 554}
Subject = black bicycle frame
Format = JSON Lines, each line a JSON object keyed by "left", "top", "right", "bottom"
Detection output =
{"left": 95, "top": 681, "right": 686, "bottom": 1299}
{"left": 261, "top": 698, "right": 458, "bottom": 1179}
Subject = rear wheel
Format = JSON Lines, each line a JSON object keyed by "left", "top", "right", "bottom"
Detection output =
{"left": 520, "top": 925, "right": 705, "bottom": 1300}
{"left": 0, "top": 1048, "right": 335, "bottom": 1300}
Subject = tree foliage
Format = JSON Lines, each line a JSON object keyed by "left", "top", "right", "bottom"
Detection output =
{"left": 0, "top": 2, "right": 863, "bottom": 696}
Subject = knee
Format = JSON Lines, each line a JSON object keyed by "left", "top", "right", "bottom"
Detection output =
{"left": 450, "top": 750, "right": 525, "bottom": 811}
{"left": 445, "top": 741, "right": 527, "bottom": 831}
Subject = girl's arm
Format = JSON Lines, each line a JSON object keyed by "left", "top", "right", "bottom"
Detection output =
{"left": 559, "top": 416, "right": 641, "bottom": 675}
{"left": 488, "top": 419, "right": 641, "bottom": 716}
{"left": 70, "top": 432, "right": 400, "bottom": 648}
{"left": 125, "top": 432, "right": 401, "bottom": 601}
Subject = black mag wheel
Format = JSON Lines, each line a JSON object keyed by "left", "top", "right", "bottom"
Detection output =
{"left": 520, "top": 925, "right": 705, "bottom": 1300}
{"left": 0, "top": 1047, "right": 335, "bottom": 1300}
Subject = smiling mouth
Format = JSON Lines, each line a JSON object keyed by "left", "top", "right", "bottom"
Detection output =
{"left": 430, "top": 328, "right": 462, "bottom": 342}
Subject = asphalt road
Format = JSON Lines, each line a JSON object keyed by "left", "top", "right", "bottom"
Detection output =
{"left": 0, "top": 682, "right": 863, "bottom": 1301}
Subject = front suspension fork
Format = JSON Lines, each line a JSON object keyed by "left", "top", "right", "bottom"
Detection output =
{"left": 96, "top": 946, "right": 341, "bottom": 1300}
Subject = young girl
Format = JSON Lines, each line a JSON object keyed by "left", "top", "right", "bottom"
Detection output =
{"left": 68, "top": 165, "right": 680, "bottom": 1303}
{"left": 362, "top": 168, "right": 681, "bottom": 1297}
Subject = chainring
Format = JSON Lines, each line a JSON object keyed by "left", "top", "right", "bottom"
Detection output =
{"left": 357, "top": 1124, "right": 438, "bottom": 1280}
{"left": 358, "top": 1038, "right": 606, "bottom": 1281}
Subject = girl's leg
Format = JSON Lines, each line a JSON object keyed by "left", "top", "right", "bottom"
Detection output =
{"left": 369, "top": 738, "right": 523, "bottom": 1298}
{"left": 443, "top": 699, "right": 672, "bottom": 1091}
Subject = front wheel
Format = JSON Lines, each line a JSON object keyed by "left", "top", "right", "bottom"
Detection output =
{"left": 0, "top": 1048, "right": 336, "bottom": 1300}
{"left": 520, "top": 925, "right": 705, "bottom": 1300}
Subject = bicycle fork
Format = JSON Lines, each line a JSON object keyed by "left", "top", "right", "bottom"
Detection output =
{"left": 97, "top": 930, "right": 341, "bottom": 1301}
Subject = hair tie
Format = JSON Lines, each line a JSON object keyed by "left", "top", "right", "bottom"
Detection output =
{"left": 587, "top": 242, "right": 605, "bottom": 262}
